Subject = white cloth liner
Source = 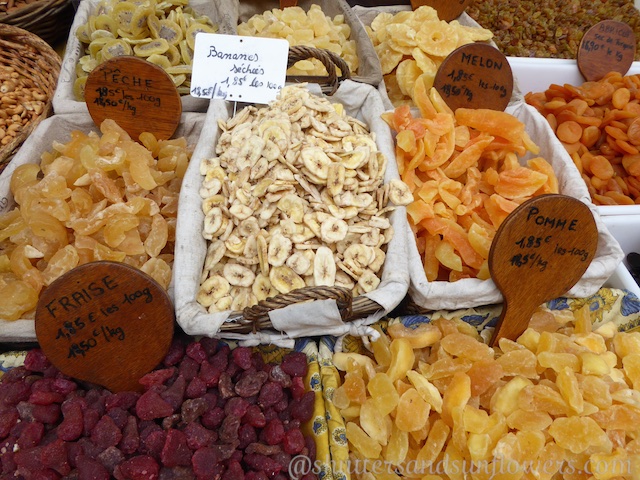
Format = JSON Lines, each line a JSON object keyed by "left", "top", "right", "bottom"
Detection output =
{"left": 234, "top": 0, "right": 382, "bottom": 87}
{"left": 52, "top": 0, "right": 237, "bottom": 115}
{"left": 174, "top": 79, "right": 410, "bottom": 344}
{"left": 0, "top": 112, "right": 207, "bottom": 341}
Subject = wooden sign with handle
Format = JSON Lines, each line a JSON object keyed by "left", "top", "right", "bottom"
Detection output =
{"left": 488, "top": 195, "right": 598, "bottom": 346}
{"left": 85, "top": 56, "right": 182, "bottom": 141}
{"left": 433, "top": 43, "right": 513, "bottom": 111}
{"left": 577, "top": 20, "right": 636, "bottom": 82}
{"left": 410, "top": 0, "right": 472, "bottom": 22}
{"left": 35, "top": 261, "right": 175, "bottom": 392}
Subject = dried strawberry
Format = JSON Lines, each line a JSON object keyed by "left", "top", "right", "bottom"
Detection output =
{"left": 135, "top": 391, "right": 174, "bottom": 421}
{"left": 160, "top": 429, "right": 192, "bottom": 468}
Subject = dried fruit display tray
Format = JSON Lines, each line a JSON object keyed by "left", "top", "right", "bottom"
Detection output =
{"left": 406, "top": 99, "right": 623, "bottom": 311}
{"left": 174, "top": 81, "right": 411, "bottom": 345}
{"left": 0, "top": 112, "right": 206, "bottom": 342}
{"left": 52, "top": 0, "right": 237, "bottom": 115}
{"left": 0, "top": 338, "right": 332, "bottom": 479}
{"left": 234, "top": 0, "right": 382, "bottom": 87}
{"left": 509, "top": 57, "right": 640, "bottom": 217}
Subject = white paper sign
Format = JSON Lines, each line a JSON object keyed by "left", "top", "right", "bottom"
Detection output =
{"left": 190, "top": 33, "right": 289, "bottom": 105}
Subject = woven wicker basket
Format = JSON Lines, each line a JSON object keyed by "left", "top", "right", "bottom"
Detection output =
{"left": 0, "top": 23, "right": 60, "bottom": 172}
{"left": 213, "top": 45, "right": 383, "bottom": 335}
{"left": 0, "top": 0, "right": 74, "bottom": 46}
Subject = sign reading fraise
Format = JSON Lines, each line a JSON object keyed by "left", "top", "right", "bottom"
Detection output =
{"left": 190, "top": 33, "right": 289, "bottom": 104}
{"left": 35, "top": 261, "right": 174, "bottom": 392}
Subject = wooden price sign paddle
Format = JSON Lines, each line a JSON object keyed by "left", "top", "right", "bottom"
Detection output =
{"left": 85, "top": 56, "right": 182, "bottom": 141}
{"left": 35, "top": 261, "right": 174, "bottom": 392}
{"left": 577, "top": 20, "right": 636, "bottom": 82}
{"left": 410, "top": 0, "right": 472, "bottom": 22}
{"left": 488, "top": 195, "right": 598, "bottom": 346}
{"left": 433, "top": 43, "right": 513, "bottom": 112}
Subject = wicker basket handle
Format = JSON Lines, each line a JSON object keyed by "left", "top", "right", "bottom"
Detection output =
{"left": 287, "top": 44, "right": 351, "bottom": 95}
{"left": 241, "top": 285, "right": 353, "bottom": 333}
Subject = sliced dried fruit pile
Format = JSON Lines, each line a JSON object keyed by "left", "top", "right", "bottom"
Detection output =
{"left": 332, "top": 308, "right": 640, "bottom": 478}
{"left": 526, "top": 71, "right": 640, "bottom": 206}
{"left": 385, "top": 78, "right": 558, "bottom": 282}
{"left": 237, "top": 4, "right": 358, "bottom": 77}
{"left": 365, "top": 6, "right": 493, "bottom": 107}
{"left": 0, "top": 120, "right": 190, "bottom": 321}
{"left": 74, "top": 0, "right": 218, "bottom": 99}
{"left": 0, "top": 339, "right": 317, "bottom": 479}
{"left": 198, "top": 84, "right": 412, "bottom": 313}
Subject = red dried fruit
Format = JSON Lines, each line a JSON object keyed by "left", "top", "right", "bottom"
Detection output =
{"left": 97, "top": 446, "right": 125, "bottom": 474}
{"left": 161, "top": 429, "right": 192, "bottom": 468}
{"left": 200, "top": 406, "right": 224, "bottom": 430}
{"left": 17, "top": 421, "right": 44, "bottom": 449}
{"left": 41, "top": 438, "right": 71, "bottom": 475}
{"left": 32, "top": 403, "right": 61, "bottom": 424}
{"left": 119, "top": 416, "right": 139, "bottom": 455}
{"left": 28, "top": 391, "right": 64, "bottom": 405}
{"left": 83, "top": 408, "right": 101, "bottom": 437}
{"left": 160, "top": 375, "right": 186, "bottom": 411}
{"left": 183, "top": 421, "right": 214, "bottom": 451}
{"left": 185, "top": 377, "right": 207, "bottom": 399}
{"left": 291, "top": 391, "right": 314, "bottom": 423}
{"left": 257, "top": 382, "right": 284, "bottom": 408}
{"left": 269, "top": 365, "right": 292, "bottom": 388}
{"left": 261, "top": 418, "right": 285, "bottom": 446}
{"left": 77, "top": 454, "right": 110, "bottom": 480}
{"left": 222, "top": 460, "right": 245, "bottom": 480}
{"left": 199, "top": 337, "right": 219, "bottom": 357}
{"left": 280, "top": 352, "right": 308, "bottom": 378}
{"left": 234, "top": 369, "right": 269, "bottom": 397}
{"left": 218, "top": 372, "right": 236, "bottom": 399}
{"left": 52, "top": 378, "right": 77, "bottom": 396}
{"left": 192, "top": 446, "right": 234, "bottom": 477}
{"left": 106, "top": 392, "right": 140, "bottom": 412}
{"left": 178, "top": 357, "right": 200, "bottom": 382}
{"left": 243, "top": 404, "right": 266, "bottom": 428}
{"left": 0, "top": 409, "right": 19, "bottom": 438}
{"left": 232, "top": 347, "right": 253, "bottom": 370}
{"left": 58, "top": 400, "right": 84, "bottom": 441}
{"left": 107, "top": 407, "right": 129, "bottom": 430}
{"left": 290, "top": 377, "right": 306, "bottom": 401}
{"left": 244, "top": 453, "right": 282, "bottom": 476}
{"left": 198, "top": 361, "right": 223, "bottom": 388}
{"left": 140, "top": 429, "right": 166, "bottom": 460}
{"left": 239, "top": 424, "right": 258, "bottom": 449}
{"left": 282, "top": 428, "right": 305, "bottom": 455}
{"left": 135, "top": 391, "right": 174, "bottom": 421}
{"left": 163, "top": 340, "right": 185, "bottom": 367}
{"left": 139, "top": 368, "right": 176, "bottom": 389}
{"left": 186, "top": 342, "right": 207, "bottom": 363}
{"left": 91, "top": 415, "right": 122, "bottom": 450}
{"left": 0, "top": 381, "right": 30, "bottom": 407}
{"left": 116, "top": 455, "right": 159, "bottom": 480}
{"left": 219, "top": 415, "right": 241, "bottom": 443}
{"left": 225, "top": 397, "right": 249, "bottom": 418}
{"left": 24, "top": 349, "right": 51, "bottom": 373}
{"left": 180, "top": 398, "right": 207, "bottom": 424}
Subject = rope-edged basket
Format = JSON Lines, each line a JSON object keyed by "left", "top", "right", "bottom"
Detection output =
{"left": 0, "top": 0, "right": 75, "bottom": 46}
{"left": 214, "top": 47, "right": 381, "bottom": 334}
{"left": 0, "top": 23, "right": 60, "bottom": 172}
{"left": 218, "top": 285, "right": 384, "bottom": 335}
{"left": 286, "top": 44, "right": 351, "bottom": 95}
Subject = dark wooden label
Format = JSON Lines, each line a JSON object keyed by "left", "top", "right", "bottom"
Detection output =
{"left": 577, "top": 20, "right": 636, "bottom": 82}
{"left": 433, "top": 43, "right": 513, "bottom": 111}
{"left": 410, "top": 0, "right": 471, "bottom": 22}
{"left": 488, "top": 195, "right": 598, "bottom": 345}
{"left": 85, "top": 56, "right": 182, "bottom": 141}
{"left": 35, "top": 261, "right": 174, "bottom": 392}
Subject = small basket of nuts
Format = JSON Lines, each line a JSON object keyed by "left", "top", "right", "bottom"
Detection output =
{"left": 0, "top": 23, "right": 60, "bottom": 173}
{"left": 174, "top": 79, "right": 413, "bottom": 346}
